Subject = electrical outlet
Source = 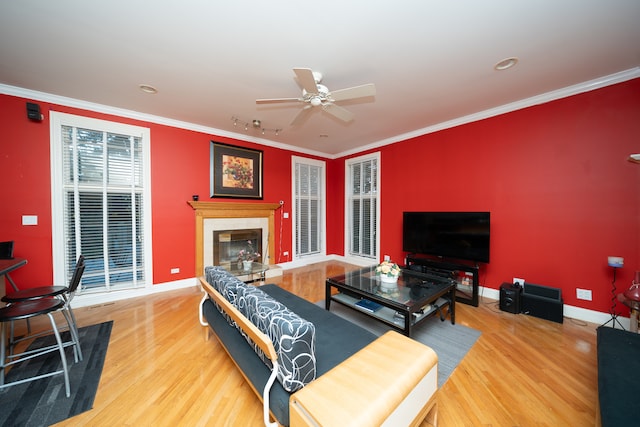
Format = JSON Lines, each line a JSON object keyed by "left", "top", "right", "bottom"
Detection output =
{"left": 283, "top": 251, "right": 289, "bottom": 257}
{"left": 170, "top": 268, "right": 180, "bottom": 274}
{"left": 513, "top": 277, "right": 525, "bottom": 286}
{"left": 283, "top": 212, "right": 289, "bottom": 219}
{"left": 384, "top": 255, "right": 390, "bottom": 261}
{"left": 22, "top": 215, "right": 38, "bottom": 225}
{"left": 576, "top": 288, "right": 592, "bottom": 301}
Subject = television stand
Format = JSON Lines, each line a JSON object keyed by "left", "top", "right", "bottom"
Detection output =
{"left": 405, "top": 256, "right": 479, "bottom": 307}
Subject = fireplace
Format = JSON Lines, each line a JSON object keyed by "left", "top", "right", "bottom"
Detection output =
{"left": 188, "top": 201, "right": 283, "bottom": 279}
{"left": 213, "top": 228, "right": 262, "bottom": 269}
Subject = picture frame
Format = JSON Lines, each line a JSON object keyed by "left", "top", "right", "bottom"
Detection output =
{"left": 210, "top": 141, "right": 263, "bottom": 199}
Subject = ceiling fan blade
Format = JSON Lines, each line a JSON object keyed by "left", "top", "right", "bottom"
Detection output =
{"left": 290, "top": 105, "right": 313, "bottom": 126}
{"left": 293, "top": 68, "right": 319, "bottom": 94}
{"left": 322, "top": 103, "right": 354, "bottom": 122}
{"left": 329, "top": 84, "right": 376, "bottom": 102}
{"left": 256, "top": 97, "right": 301, "bottom": 104}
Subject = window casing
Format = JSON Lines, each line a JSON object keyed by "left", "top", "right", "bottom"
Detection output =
{"left": 50, "top": 112, "right": 152, "bottom": 294}
{"left": 292, "top": 156, "right": 325, "bottom": 259}
{"left": 345, "top": 152, "right": 380, "bottom": 261}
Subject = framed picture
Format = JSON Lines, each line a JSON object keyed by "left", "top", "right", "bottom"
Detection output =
{"left": 210, "top": 141, "right": 263, "bottom": 199}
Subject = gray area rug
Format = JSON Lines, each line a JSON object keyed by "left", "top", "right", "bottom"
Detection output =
{"left": 319, "top": 302, "right": 481, "bottom": 387}
{"left": 0, "top": 321, "right": 113, "bottom": 427}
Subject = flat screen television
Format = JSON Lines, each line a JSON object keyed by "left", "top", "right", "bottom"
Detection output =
{"left": 402, "top": 211, "right": 490, "bottom": 263}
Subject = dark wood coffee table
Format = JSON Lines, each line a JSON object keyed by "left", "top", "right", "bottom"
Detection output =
{"left": 326, "top": 266, "right": 456, "bottom": 337}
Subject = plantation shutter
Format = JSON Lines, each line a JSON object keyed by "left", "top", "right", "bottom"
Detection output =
{"left": 295, "top": 161, "right": 322, "bottom": 257}
{"left": 348, "top": 155, "right": 378, "bottom": 259}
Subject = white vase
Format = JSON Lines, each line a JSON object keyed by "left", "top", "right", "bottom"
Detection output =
{"left": 380, "top": 274, "right": 398, "bottom": 291}
{"left": 242, "top": 260, "right": 253, "bottom": 271}
{"left": 380, "top": 274, "right": 398, "bottom": 284}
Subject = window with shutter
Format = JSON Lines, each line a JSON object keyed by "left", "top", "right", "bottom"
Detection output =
{"left": 346, "top": 153, "right": 379, "bottom": 260}
{"left": 292, "top": 156, "right": 325, "bottom": 259}
{"left": 50, "top": 112, "right": 151, "bottom": 293}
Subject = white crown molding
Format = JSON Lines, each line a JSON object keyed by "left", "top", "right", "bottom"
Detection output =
{"left": 334, "top": 67, "right": 640, "bottom": 159}
{"left": 2, "top": 67, "right": 638, "bottom": 160}
{"left": 0, "top": 84, "right": 329, "bottom": 159}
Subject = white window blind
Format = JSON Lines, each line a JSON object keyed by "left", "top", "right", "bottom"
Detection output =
{"left": 51, "top": 113, "right": 151, "bottom": 294}
{"left": 347, "top": 154, "right": 379, "bottom": 260}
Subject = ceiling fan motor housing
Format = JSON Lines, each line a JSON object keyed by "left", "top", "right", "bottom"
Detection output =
{"left": 304, "top": 84, "right": 329, "bottom": 107}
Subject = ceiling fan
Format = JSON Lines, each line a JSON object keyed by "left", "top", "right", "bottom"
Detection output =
{"left": 256, "top": 68, "right": 376, "bottom": 126}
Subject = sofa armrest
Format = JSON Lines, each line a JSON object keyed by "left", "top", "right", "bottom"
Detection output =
{"left": 290, "top": 330, "right": 438, "bottom": 427}
{"left": 200, "top": 277, "right": 278, "bottom": 361}
{"left": 199, "top": 277, "right": 280, "bottom": 427}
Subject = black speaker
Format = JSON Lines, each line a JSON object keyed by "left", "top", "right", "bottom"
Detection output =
{"left": 26, "top": 102, "right": 43, "bottom": 121}
{"left": 499, "top": 283, "right": 521, "bottom": 314}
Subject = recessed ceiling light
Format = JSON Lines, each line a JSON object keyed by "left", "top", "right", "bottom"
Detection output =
{"left": 494, "top": 57, "right": 518, "bottom": 71}
{"left": 139, "top": 84, "right": 158, "bottom": 94}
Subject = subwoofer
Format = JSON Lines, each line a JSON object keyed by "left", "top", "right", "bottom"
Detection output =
{"left": 499, "top": 283, "right": 521, "bottom": 314}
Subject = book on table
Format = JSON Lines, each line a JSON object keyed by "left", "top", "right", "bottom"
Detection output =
{"left": 355, "top": 299, "right": 383, "bottom": 313}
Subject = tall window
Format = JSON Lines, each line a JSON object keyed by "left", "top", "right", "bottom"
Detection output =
{"left": 292, "top": 156, "right": 325, "bottom": 259}
{"left": 50, "top": 112, "right": 152, "bottom": 294}
{"left": 346, "top": 153, "right": 380, "bottom": 260}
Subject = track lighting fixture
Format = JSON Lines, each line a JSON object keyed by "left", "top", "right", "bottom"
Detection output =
{"left": 231, "top": 116, "right": 282, "bottom": 137}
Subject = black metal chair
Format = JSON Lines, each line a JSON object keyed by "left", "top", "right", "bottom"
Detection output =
{"left": 0, "top": 298, "right": 71, "bottom": 397}
{"left": 2, "top": 255, "right": 85, "bottom": 362}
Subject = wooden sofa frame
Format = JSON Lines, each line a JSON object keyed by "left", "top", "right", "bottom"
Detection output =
{"left": 199, "top": 277, "right": 438, "bottom": 426}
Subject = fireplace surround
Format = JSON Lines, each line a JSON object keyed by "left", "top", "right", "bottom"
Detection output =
{"left": 188, "top": 201, "right": 281, "bottom": 277}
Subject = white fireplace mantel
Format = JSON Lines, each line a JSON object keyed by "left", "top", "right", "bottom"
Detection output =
{"left": 189, "top": 201, "right": 280, "bottom": 276}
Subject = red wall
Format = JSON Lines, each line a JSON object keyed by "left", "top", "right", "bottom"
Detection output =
{"left": 0, "top": 94, "right": 301, "bottom": 288}
{"left": 0, "top": 95, "right": 53, "bottom": 287}
{"left": 2, "top": 77, "right": 639, "bottom": 315}
{"left": 328, "top": 78, "right": 640, "bottom": 313}
{"left": 325, "top": 158, "right": 346, "bottom": 255}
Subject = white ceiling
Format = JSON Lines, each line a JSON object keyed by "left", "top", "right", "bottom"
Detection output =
{"left": 1, "top": 1, "right": 639, "bottom": 158}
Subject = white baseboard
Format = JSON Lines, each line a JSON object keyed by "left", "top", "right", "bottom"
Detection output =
{"left": 479, "top": 286, "right": 624, "bottom": 326}
{"left": 276, "top": 253, "right": 348, "bottom": 270}
{"left": 278, "top": 254, "right": 377, "bottom": 270}
{"left": 71, "top": 261, "right": 625, "bottom": 328}
{"left": 71, "top": 277, "right": 197, "bottom": 309}
{"left": 72, "top": 265, "right": 285, "bottom": 309}
{"left": 283, "top": 255, "right": 620, "bottom": 326}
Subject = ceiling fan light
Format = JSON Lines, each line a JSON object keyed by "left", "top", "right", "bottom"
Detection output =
{"left": 310, "top": 97, "right": 322, "bottom": 107}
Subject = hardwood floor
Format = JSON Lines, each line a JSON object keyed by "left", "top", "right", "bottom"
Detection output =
{"left": 35, "top": 260, "right": 596, "bottom": 426}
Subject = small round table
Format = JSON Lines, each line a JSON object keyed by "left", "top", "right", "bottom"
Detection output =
{"left": 617, "top": 293, "right": 640, "bottom": 333}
